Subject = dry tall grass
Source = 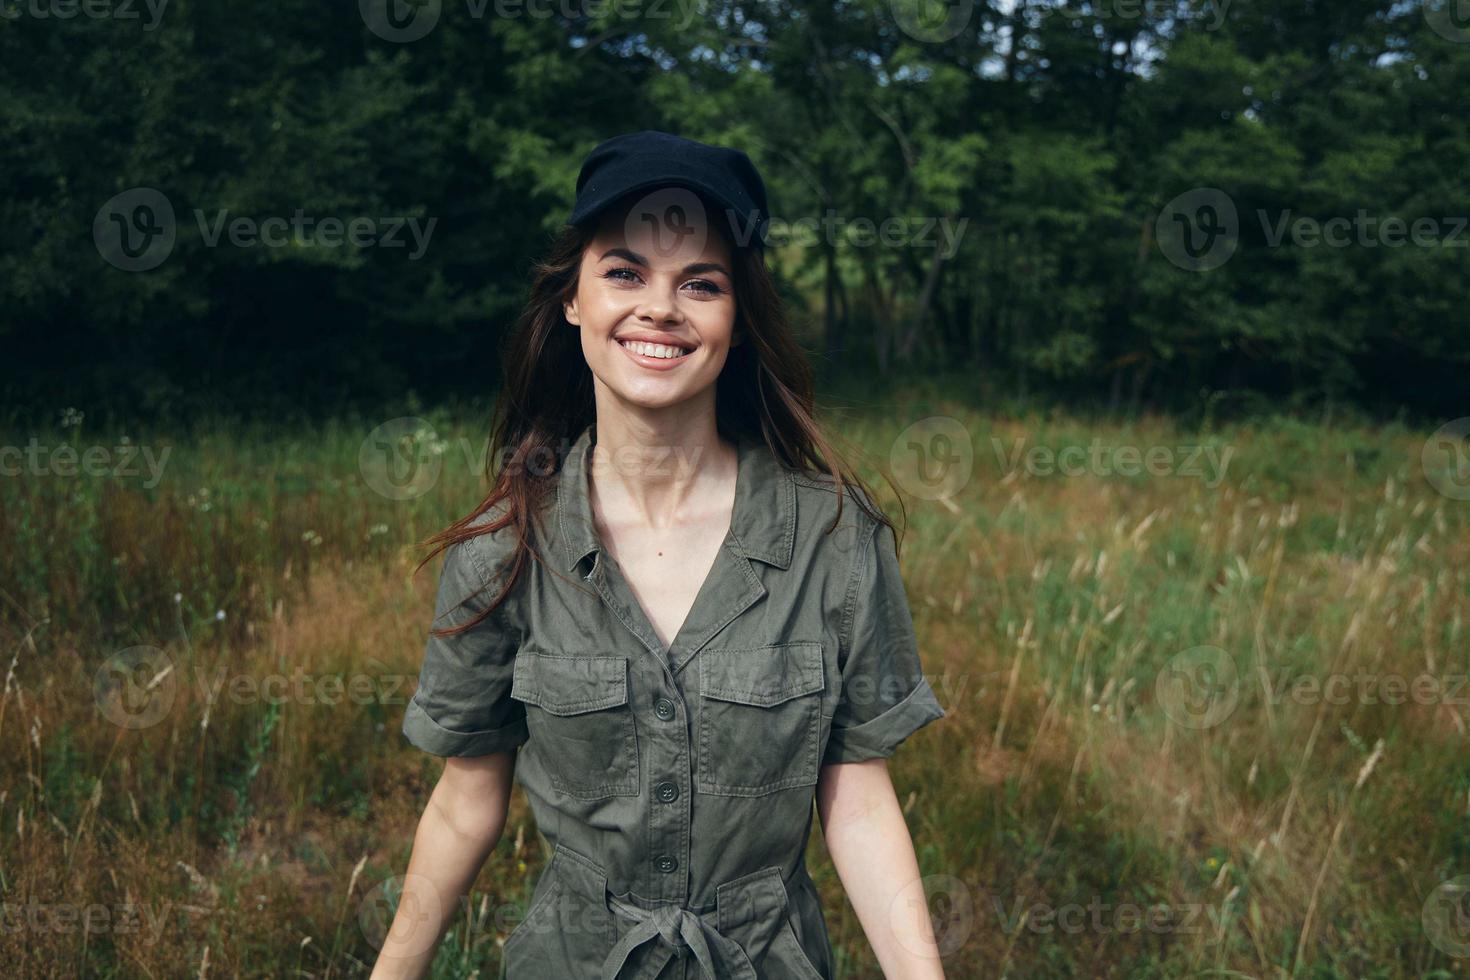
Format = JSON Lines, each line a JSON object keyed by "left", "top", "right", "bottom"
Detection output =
{"left": 2, "top": 403, "right": 1466, "bottom": 977}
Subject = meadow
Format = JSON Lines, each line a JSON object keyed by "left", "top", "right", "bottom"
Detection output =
{"left": 2, "top": 389, "right": 1467, "bottom": 978}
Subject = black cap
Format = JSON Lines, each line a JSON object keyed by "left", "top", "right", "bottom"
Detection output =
{"left": 567, "top": 130, "right": 770, "bottom": 250}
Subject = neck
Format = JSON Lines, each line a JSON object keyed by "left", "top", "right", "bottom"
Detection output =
{"left": 588, "top": 399, "right": 735, "bottom": 529}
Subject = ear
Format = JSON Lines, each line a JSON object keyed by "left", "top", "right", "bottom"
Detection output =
{"left": 564, "top": 298, "right": 581, "bottom": 327}
{"left": 730, "top": 325, "right": 744, "bottom": 347}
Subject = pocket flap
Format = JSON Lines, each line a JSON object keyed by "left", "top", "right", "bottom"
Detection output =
{"left": 512, "top": 653, "right": 629, "bottom": 716}
{"left": 699, "top": 643, "right": 824, "bottom": 707}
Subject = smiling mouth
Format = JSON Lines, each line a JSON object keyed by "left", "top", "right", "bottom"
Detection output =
{"left": 618, "top": 339, "right": 694, "bottom": 360}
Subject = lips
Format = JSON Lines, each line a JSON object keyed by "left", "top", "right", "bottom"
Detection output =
{"left": 617, "top": 338, "right": 693, "bottom": 360}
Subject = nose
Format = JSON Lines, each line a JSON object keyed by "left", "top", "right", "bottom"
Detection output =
{"left": 633, "top": 279, "right": 686, "bottom": 327}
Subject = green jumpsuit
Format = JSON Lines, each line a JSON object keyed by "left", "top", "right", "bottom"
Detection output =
{"left": 403, "top": 424, "right": 946, "bottom": 979}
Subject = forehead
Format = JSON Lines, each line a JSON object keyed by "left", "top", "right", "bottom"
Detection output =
{"left": 589, "top": 187, "right": 733, "bottom": 268}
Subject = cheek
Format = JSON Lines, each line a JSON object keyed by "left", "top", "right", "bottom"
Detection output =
{"left": 700, "top": 350, "right": 732, "bottom": 381}
{"left": 696, "top": 305, "right": 738, "bottom": 351}
{"left": 577, "top": 290, "right": 621, "bottom": 335}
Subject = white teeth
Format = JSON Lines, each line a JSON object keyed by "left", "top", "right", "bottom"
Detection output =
{"left": 620, "top": 340, "right": 689, "bottom": 360}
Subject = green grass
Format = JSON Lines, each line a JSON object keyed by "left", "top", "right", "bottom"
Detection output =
{"left": 1, "top": 393, "right": 1467, "bottom": 977}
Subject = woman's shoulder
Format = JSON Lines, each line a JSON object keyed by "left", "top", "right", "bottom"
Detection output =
{"left": 451, "top": 497, "right": 525, "bottom": 585}
{"left": 787, "top": 465, "right": 888, "bottom": 537}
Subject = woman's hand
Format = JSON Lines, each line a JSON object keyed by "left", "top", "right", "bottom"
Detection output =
{"left": 369, "top": 751, "right": 518, "bottom": 980}
{"left": 817, "top": 759, "right": 948, "bottom": 979}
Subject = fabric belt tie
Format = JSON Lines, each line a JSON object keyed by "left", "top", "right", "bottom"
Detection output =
{"left": 600, "top": 895, "right": 757, "bottom": 980}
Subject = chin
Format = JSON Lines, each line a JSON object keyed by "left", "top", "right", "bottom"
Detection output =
{"left": 611, "top": 383, "right": 702, "bottom": 412}
{"left": 592, "top": 357, "right": 724, "bottom": 413}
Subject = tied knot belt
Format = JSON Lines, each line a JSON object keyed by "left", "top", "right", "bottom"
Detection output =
{"left": 602, "top": 899, "right": 755, "bottom": 980}
{"left": 536, "top": 843, "right": 800, "bottom": 980}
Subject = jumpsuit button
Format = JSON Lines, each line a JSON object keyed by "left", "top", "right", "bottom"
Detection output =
{"left": 655, "top": 854, "right": 678, "bottom": 874}
{"left": 653, "top": 697, "right": 676, "bottom": 720}
{"left": 655, "top": 781, "right": 679, "bottom": 803}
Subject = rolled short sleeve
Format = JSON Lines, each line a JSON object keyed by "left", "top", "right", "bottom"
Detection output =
{"left": 402, "top": 534, "right": 528, "bottom": 758}
{"left": 822, "top": 517, "right": 946, "bottom": 766}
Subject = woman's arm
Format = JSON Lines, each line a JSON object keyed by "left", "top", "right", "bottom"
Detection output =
{"left": 370, "top": 751, "right": 518, "bottom": 980}
{"left": 816, "top": 759, "right": 947, "bottom": 980}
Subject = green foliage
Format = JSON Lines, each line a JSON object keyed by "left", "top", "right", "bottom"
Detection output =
{"left": 1, "top": 3, "right": 1464, "bottom": 419}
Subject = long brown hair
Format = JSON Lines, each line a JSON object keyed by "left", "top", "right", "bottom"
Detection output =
{"left": 418, "top": 210, "right": 896, "bottom": 635}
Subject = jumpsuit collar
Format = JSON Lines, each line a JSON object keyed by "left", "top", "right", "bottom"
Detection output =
{"left": 555, "top": 422, "right": 796, "bottom": 574}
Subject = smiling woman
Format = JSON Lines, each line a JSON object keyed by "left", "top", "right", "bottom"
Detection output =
{"left": 566, "top": 228, "right": 735, "bottom": 395}
{"left": 371, "top": 131, "right": 948, "bottom": 980}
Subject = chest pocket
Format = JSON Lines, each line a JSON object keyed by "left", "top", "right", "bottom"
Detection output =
{"left": 512, "top": 652, "right": 639, "bottom": 800}
{"left": 696, "top": 642, "right": 824, "bottom": 797}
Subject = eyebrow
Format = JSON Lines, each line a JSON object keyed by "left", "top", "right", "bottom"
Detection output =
{"left": 597, "top": 247, "right": 729, "bottom": 278}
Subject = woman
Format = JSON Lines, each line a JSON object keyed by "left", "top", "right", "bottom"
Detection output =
{"left": 371, "top": 131, "right": 948, "bottom": 979}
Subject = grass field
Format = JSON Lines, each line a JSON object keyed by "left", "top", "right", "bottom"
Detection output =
{"left": 2, "top": 391, "right": 1467, "bottom": 978}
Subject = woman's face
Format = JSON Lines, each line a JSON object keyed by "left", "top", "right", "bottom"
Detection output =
{"left": 563, "top": 197, "right": 738, "bottom": 414}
